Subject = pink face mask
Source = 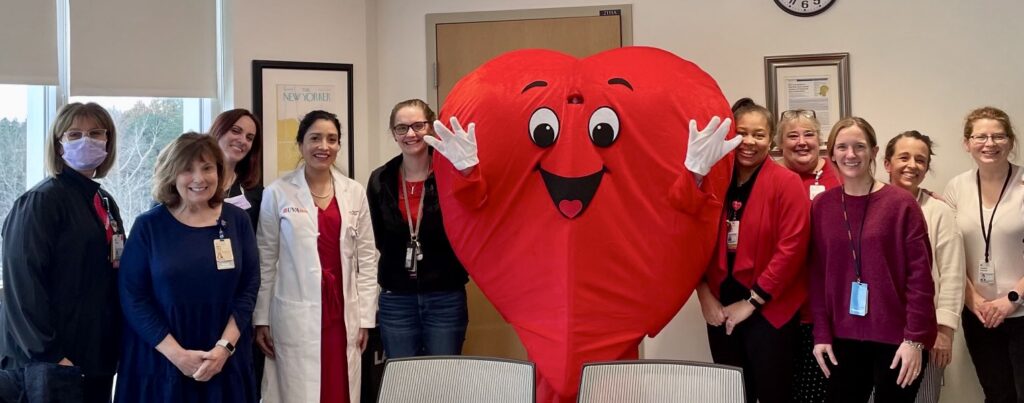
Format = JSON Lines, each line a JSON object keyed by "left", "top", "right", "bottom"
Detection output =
{"left": 62, "top": 137, "right": 109, "bottom": 171}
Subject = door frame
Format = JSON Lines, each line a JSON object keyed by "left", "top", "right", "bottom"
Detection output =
{"left": 425, "top": 4, "right": 634, "bottom": 107}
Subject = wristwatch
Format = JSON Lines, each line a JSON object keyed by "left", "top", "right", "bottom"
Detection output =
{"left": 1008, "top": 291, "right": 1024, "bottom": 306}
{"left": 746, "top": 296, "right": 763, "bottom": 309}
{"left": 216, "top": 339, "right": 236, "bottom": 355}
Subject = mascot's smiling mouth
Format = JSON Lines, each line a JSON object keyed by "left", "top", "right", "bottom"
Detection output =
{"left": 538, "top": 166, "right": 605, "bottom": 219}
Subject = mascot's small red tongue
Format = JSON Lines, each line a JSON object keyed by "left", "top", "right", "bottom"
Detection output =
{"left": 557, "top": 200, "right": 583, "bottom": 218}
{"left": 434, "top": 46, "right": 733, "bottom": 402}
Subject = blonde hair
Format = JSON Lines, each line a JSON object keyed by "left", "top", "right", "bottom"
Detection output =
{"left": 152, "top": 132, "right": 226, "bottom": 208}
{"left": 45, "top": 103, "right": 118, "bottom": 178}
{"left": 775, "top": 113, "right": 822, "bottom": 148}
{"left": 963, "top": 106, "right": 1016, "bottom": 148}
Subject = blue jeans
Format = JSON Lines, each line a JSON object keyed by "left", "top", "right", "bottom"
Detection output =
{"left": 378, "top": 289, "right": 468, "bottom": 359}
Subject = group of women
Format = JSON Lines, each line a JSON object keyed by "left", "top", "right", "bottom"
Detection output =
{"left": 697, "top": 100, "right": 1023, "bottom": 403}
{"left": 0, "top": 99, "right": 467, "bottom": 402}
{"left": 0, "top": 96, "right": 1020, "bottom": 403}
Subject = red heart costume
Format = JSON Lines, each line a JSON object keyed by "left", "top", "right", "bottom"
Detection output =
{"left": 433, "top": 47, "right": 734, "bottom": 402}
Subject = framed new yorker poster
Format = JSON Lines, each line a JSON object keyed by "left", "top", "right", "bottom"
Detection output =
{"left": 253, "top": 60, "right": 354, "bottom": 182}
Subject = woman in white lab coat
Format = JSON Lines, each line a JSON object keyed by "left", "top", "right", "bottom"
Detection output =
{"left": 254, "top": 110, "right": 379, "bottom": 403}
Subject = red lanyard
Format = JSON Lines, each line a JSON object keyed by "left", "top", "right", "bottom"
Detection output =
{"left": 92, "top": 193, "right": 113, "bottom": 243}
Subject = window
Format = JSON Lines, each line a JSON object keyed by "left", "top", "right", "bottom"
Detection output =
{"left": 0, "top": 0, "right": 221, "bottom": 280}
{"left": 69, "top": 96, "right": 207, "bottom": 232}
{"left": 0, "top": 84, "right": 50, "bottom": 273}
{"left": 0, "top": 87, "right": 29, "bottom": 229}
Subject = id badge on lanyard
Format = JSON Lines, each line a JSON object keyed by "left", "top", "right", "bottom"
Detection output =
{"left": 976, "top": 163, "right": 1011, "bottom": 286}
{"left": 850, "top": 281, "right": 868, "bottom": 316}
{"left": 111, "top": 234, "right": 125, "bottom": 268}
{"left": 726, "top": 220, "right": 740, "bottom": 251}
{"left": 100, "top": 195, "right": 124, "bottom": 268}
{"left": 401, "top": 168, "right": 428, "bottom": 279}
{"left": 841, "top": 183, "right": 872, "bottom": 318}
{"left": 214, "top": 219, "right": 235, "bottom": 270}
{"left": 809, "top": 170, "right": 826, "bottom": 200}
{"left": 809, "top": 184, "right": 825, "bottom": 200}
{"left": 978, "top": 260, "right": 996, "bottom": 284}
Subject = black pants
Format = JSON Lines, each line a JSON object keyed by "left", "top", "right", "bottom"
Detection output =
{"left": 707, "top": 312, "right": 799, "bottom": 403}
{"left": 827, "top": 338, "right": 927, "bottom": 403}
{"left": 82, "top": 374, "right": 112, "bottom": 403}
{"left": 252, "top": 343, "right": 264, "bottom": 399}
{"left": 0, "top": 363, "right": 110, "bottom": 403}
{"left": 962, "top": 309, "right": 1024, "bottom": 403}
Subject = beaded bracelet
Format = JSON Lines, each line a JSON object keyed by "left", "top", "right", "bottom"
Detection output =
{"left": 902, "top": 339, "right": 925, "bottom": 350}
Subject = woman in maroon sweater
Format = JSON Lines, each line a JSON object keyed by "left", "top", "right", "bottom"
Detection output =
{"left": 809, "top": 117, "right": 937, "bottom": 403}
{"left": 697, "top": 98, "right": 810, "bottom": 403}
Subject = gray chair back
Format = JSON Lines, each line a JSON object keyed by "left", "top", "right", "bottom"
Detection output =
{"left": 377, "top": 356, "right": 535, "bottom": 403}
{"left": 577, "top": 360, "right": 745, "bottom": 403}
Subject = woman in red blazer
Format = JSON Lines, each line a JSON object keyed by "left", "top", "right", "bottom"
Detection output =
{"left": 696, "top": 98, "right": 811, "bottom": 403}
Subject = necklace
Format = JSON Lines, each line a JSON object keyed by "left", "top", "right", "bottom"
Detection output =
{"left": 401, "top": 158, "right": 431, "bottom": 198}
{"left": 310, "top": 174, "right": 335, "bottom": 199}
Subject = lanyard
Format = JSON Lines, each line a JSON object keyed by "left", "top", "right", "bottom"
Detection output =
{"left": 400, "top": 168, "right": 427, "bottom": 245}
{"left": 813, "top": 169, "right": 823, "bottom": 185}
{"left": 840, "top": 181, "right": 874, "bottom": 282}
{"left": 976, "top": 162, "right": 1012, "bottom": 262}
{"left": 98, "top": 193, "right": 120, "bottom": 235}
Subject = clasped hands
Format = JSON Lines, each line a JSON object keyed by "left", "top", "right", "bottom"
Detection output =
{"left": 697, "top": 287, "right": 757, "bottom": 336}
{"left": 170, "top": 343, "right": 230, "bottom": 382}
{"left": 969, "top": 292, "right": 1017, "bottom": 328}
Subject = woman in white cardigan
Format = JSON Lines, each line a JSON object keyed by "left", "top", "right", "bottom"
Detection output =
{"left": 943, "top": 107, "right": 1024, "bottom": 403}
{"left": 883, "top": 130, "right": 965, "bottom": 403}
{"left": 255, "top": 110, "right": 379, "bottom": 403}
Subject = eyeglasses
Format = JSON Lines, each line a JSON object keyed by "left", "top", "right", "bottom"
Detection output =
{"left": 969, "top": 134, "right": 1010, "bottom": 144}
{"left": 392, "top": 121, "right": 430, "bottom": 135}
{"left": 63, "top": 129, "right": 108, "bottom": 141}
{"left": 780, "top": 109, "right": 817, "bottom": 120}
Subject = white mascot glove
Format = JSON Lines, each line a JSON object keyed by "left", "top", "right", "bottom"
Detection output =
{"left": 684, "top": 116, "right": 741, "bottom": 177}
{"left": 425, "top": 116, "right": 479, "bottom": 171}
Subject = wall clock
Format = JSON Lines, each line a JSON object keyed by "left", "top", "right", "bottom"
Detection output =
{"left": 774, "top": 0, "right": 836, "bottom": 17}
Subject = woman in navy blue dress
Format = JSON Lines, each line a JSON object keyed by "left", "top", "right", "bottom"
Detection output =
{"left": 116, "top": 133, "right": 259, "bottom": 402}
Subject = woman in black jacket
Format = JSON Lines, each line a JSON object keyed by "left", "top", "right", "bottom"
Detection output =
{"left": 0, "top": 103, "right": 124, "bottom": 402}
{"left": 367, "top": 99, "right": 469, "bottom": 358}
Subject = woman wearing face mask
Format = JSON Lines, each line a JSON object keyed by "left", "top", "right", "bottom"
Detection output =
{"left": 255, "top": 110, "right": 379, "bottom": 402}
{"left": 209, "top": 109, "right": 263, "bottom": 231}
{"left": 0, "top": 103, "right": 124, "bottom": 402}
{"left": 881, "top": 131, "right": 965, "bottom": 403}
{"left": 695, "top": 98, "right": 810, "bottom": 403}
{"left": 116, "top": 133, "right": 259, "bottom": 402}
{"left": 943, "top": 107, "right": 1024, "bottom": 403}
{"left": 366, "top": 99, "right": 469, "bottom": 359}
{"left": 810, "top": 117, "right": 936, "bottom": 403}
{"left": 776, "top": 109, "right": 841, "bottom": 403}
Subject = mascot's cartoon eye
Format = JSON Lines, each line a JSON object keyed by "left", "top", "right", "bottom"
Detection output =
{"left": 529, "top": 107, "right": 560, "bottom": 148}
{"left": 588, "top": 107, "right": 619, "bottom": 147}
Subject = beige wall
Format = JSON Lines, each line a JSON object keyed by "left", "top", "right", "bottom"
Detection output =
{"left": 228, "top": 0, "right": 380, "bottom": 182}
{"left": 230, "top": 1, "right": 1024, "bottom": 401}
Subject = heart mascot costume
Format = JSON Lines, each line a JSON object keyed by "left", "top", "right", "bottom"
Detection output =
{"left": 425, "top": 46, "right": 739, "bottom": 402}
